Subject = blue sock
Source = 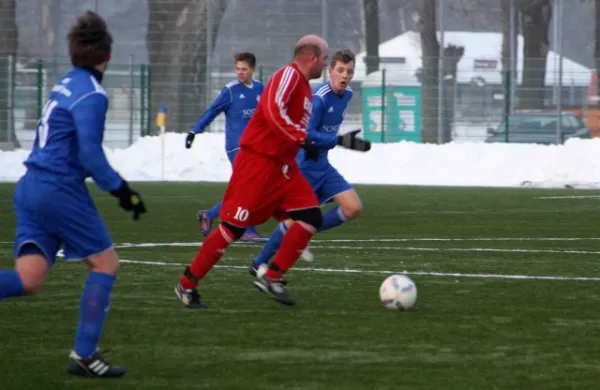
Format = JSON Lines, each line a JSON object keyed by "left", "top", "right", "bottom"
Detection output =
{"left": 252, "top": 222, "right": 288, "bottom": 267}
{"left": 245, "top": 225, "right": 259, "bottom": 235}
{"left": 74, "top": 271, "right": 116, "bottom": 358}
{"left": 208, "top": 201, "right": 222, "bottom": 220}
{"left": 0, "top": 270, "right": 25, "bottom": 299}
{"left": 319, "top": 206, "right": 347, "bottom": 232}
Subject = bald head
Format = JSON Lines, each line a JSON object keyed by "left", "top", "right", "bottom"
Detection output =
{"left": 292, "top": 34, "right": 329, "bottom": 80}
{"left": 294, "top": 34, "right": 328, "bottom": 59}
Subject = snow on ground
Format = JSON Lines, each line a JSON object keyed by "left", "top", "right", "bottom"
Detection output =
{"left": 2, "top": 131, "right": 600, "bottom": 189}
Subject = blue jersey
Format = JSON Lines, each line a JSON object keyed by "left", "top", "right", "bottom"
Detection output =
{"left": 23, "top": 67, "right": 122, "bottom": 192}
{"left": 297, "top": 82, "right": 353, "bottom": 170}
{"left": 191, "top": 79, "right": 264, "bottom": 153}
{"left": 14, "top": 67, "right": 120, "bottom": 263}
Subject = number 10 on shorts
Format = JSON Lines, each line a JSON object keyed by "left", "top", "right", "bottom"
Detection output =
{"left": 234, "top": 207, "right": 249, "bottom": 222}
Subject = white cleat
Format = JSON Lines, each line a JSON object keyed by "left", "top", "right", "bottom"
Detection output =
{"left": 300, "top": 247, "right": 314, "bottom": 263}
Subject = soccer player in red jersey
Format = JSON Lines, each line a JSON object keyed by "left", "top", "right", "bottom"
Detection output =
{"left": 175, "top": 35, "right": 329, "bottom": 307}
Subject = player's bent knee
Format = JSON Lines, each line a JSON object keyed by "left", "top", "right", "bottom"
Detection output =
{"left": 87, "top": 248, "right": 120, "bottom": 276}
{"left": 15, "top": 254, "right": 50, "bottom": 295}
{"left": 283, "top": 219, "right": 294, "bottom": 229}
{"left": 221, "top": 222, "right": 246, "bottom": 240}
{"left": 289, "top": 207, "right": 323, "bottom": 230}
{"left": 336, "top": 191, "right": 363, "bottom": 220}
{"left": 341, "top": 201, "right": 362, "bottom": 220}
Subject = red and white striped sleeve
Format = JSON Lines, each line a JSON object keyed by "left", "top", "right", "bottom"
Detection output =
{"left": 266, "top": 66, "right": 308, "bottom": 144}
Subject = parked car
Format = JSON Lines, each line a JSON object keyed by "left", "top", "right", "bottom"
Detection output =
{"left": 485, "top": 111, "right": 592, "bottom": 144}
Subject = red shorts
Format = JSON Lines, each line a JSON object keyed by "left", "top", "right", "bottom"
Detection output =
{"left": 219, "top": 149, "right": 319, "bottom": 228}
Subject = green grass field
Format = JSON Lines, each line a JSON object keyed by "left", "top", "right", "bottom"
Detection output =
{"left": 2, "top": 182, "right": 600, "bottom": 389}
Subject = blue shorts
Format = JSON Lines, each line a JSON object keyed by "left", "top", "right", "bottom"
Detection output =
{"left": 301, "top": 164, "right": 352, "bottom": 205}
{"left": 12, "top": 172, "right": 113, "bottom": 265}
{"left": 226, "top": 148, "right": 239, "bottom": 165}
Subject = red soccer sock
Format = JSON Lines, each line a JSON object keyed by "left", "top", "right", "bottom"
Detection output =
{"left": 266, "top": 222, "right": 315, "bottom": 279}
{"left": 180, "top": 225, "right": 235, "bottom": 289}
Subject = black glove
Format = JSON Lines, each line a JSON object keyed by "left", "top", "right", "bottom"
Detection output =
{"left": 302, "top": 141, "right": 319, "bottom": 161}
{"left": 110, "top": 179, "right": 147, "bottom": 221}
{"left": 185, "top": 132, "right": 195, "bottom": 149}
{"left": 337, "top": 129, "right": 371, "bottom": 152}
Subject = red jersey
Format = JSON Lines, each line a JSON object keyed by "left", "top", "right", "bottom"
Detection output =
{"left": 239, "top": 62, "right": 312, "bottom": 164}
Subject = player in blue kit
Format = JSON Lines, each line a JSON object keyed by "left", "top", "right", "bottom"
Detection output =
{"left": 249, "top": 49, "right": 371, "bottom": 274}
{"left": 0, "top": 11, "right": 146, "bottom": 378}
{"left": 185, "top": 53, "right": 267, "bottom": 242}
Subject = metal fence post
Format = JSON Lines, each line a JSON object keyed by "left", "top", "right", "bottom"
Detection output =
{"left": 140, "top": 64, "right": 146, "bottom": 137}
{"left": 146, "top": 64, "right": 152, "bottom": 136}
{"left": 381, "top": 68, "right": 386, "bottom": 143}
{"left": 37, "top": 60, "right": 43, "bottom": 121}
{"left": 7, "top": 54, "right": 14, "bottom": 145}
{"left": 128, "top": 54, "right": 134, "bottom": 146}
{"left": 556, "top": 0, "right": 564, "bottom": 144}
{"left": 504, "top": 70, "right": 511, "bottom": 143}
{"left": 437, "top": 0, "right": 445, "bottom": 144}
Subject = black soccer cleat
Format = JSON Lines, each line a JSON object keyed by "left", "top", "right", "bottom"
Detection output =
{"left": 249, "top": 263, "right": 287, "bottom": 284}
{"left": 67, "top": 350, "right": 126, "bottom": 378}
{"left": 248, "top": 263, "right": 271, "bottom": 278}
{"left": 249, "top": 264, "right": 259, "bottom": 278}
{"left": 253, "top": 275, "right": 295, "bottom": 306}
{"left": 174, "top": 284, "right": 209, "bottom": 309}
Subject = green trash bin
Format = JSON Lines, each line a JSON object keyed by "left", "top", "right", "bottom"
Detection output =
{"left": 361, "top": 67, "right": 422, "bottom": 143}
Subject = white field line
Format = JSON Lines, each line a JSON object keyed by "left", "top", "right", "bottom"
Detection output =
{"left": 4, "top": 237, "right": 600, "bottom": 247}
{"left": 108, "top": 241, "right": 600, "bottom": 256}
{"left": 112, "top": 237, "right": 600, "bottom": 247}
{"left": 536, "top": 195, "right": 600, "bottom": 200}
{"left": 117, "top": 258, "right": 600, "bottom": 282}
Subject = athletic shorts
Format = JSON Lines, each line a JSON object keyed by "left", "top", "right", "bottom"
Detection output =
{"left": 225, "top": 148, "right": 239, "bottom": 165}
{"left": 12, "top": 171, "right": 113, "bottom": 265}
{"left": 219, "top": 149, "right": 319, "bottom": 228}
{"left": 302, "top": 164, "right": 352, "bottom": 205}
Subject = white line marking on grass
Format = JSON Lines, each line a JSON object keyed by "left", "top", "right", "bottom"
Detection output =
{"left": 111, "top": 237, "right": 600, "bottom": 248}
{"left": 112, "top": 242, "right": 600, "bottom": 255}
{"left": 96, "top": 195, "right": 199, "bottom": 200}
{"left": 8, "top": 237, "right": 600, "bottom": 247}
{"left": 319, "top": 237, "right": 600, "bottom": 242}
{"left": 371, "top": 246, "right": 600, "bottom": 255}
{"left": 536, "top": 195, "right": 600, "bottom": 200}
{"left": 118, "top": 258, "right": 600, "bottom": 282}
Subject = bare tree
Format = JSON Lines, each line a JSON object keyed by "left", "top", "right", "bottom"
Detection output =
{"left": 595, "top": 0, "right": 600, "bottom": 104}
{"left": 500, "top": 0, "right": 518, "bottom": 115}
{"left": 20, "top": 0, "right": 61, "bottom": 138}
{"left": 518, "top": 0, "right": 552, "bottom": 108}
{"left": 437, "top": 0, "right": 555, "bottom": 110}
{"left": 418, "top": 0, "right": 463, "bottom": 144}
{"left": 501, "top": 1, "right": 511, "bottom": 88}
{"left": 418, "top": 0, "right": 439, "bottom": 143}
{"left": 0, "top": 0, "right": 19, "bottom": 148}
{"left": 146, "top": 0, "right": 228, "bottom": 134}
{"left": 363, "top": 0, "right": 380, "bottom": 75}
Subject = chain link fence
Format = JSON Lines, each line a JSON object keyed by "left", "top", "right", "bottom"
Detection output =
{"left": 1, "top": 0, "right": 596, "bottom": 149}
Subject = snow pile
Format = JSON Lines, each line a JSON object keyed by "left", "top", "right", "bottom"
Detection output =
{"left": 2, "top": 132, "right": 600, "bottom": 189}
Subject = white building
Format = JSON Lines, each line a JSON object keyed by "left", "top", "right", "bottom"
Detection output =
{"left": 354, "top": 31, "right": 592, "bottom": 87}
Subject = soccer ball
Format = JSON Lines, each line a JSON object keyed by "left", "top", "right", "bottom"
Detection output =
{"left": 379, "top": 274, "right": 417, "bottom": 310}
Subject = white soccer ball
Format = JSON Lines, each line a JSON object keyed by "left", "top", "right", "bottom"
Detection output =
{"left": 379, "top": 274, "right": 417, "bottom": 310}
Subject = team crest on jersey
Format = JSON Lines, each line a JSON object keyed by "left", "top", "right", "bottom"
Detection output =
{"left": 256, "top": 94, "right": 260, "bottom": 102}
{"left": 304, "top": 97, "right": 312, "bottom": 112}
